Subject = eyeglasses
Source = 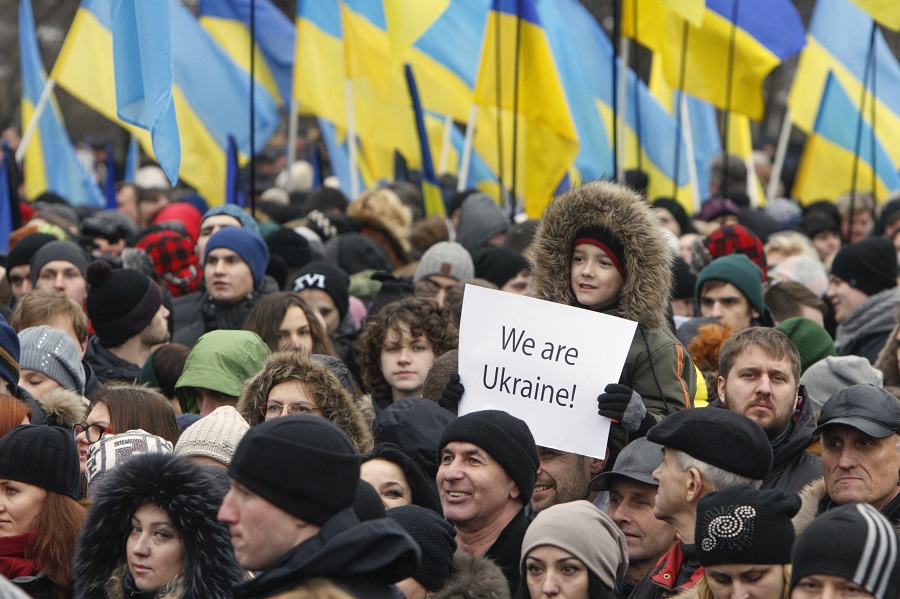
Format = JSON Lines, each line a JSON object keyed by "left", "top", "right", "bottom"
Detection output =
{"left": 259, "top": 402, "right": 321, "bottom": 419}
{"left": 74, "top": 423, "right": 107, "bottom": 443}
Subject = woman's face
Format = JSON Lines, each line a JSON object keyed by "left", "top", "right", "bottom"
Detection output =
{"left": 525, "top": 545, "right": 590, "bottom": 599}
{"left": 276, "top": 306, "right": 314, "bottom": 352}
{"left": 263, "top": 380, "right": 321, "bottom": 420}
{"left": 705, "top": 564, "right": 785, "bottom": 599}
{"left": 0, "top": 480, "right": 46, "bottom": 537}
{"left": 127, "top": 503, "right": 184, "bottom": 593}
{"left": 76, "top": 401, "right": 112, "bottom": 474}
{"left": 18, "top": 369, "right": 61, "bottom": 401}
{"left": 361, "top": 459, "right": 412, "bottom": 510}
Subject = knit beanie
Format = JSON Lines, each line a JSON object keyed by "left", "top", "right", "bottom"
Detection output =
{"left": 672, "top": 257, "right": 696, "bottom": 300}
{"left": 388, "top": 505, "right": 457, "bottom": 592}
{"left": 135, "top": 230, "right": 202, "bottom": 297}
{"left": 292, "top": 262, "right": 350, "bottom": 321}
{"left": 800, "top": 355, "right": 884, "bottom": 411}
{"left": 205, "top": 227, "right": 270, "bottom": 288}
{"left": 774, "top": 317, "right": 835, "bottom": 375}
{"left": 324, "top": 232, "right": 393, "bottom": 275}
{"left": 769, "top": 255, "right": 829, "bottom": 297}
{"left": 704, "top": 224, "right": 767, "bottom": 279}
{"left": 696, "top": 486, "right": 800, "bottom": 567}
{"left": 85, "top": 261, "right": 163, "bottom": 348}
{"left": 0, "top": 315, "right": 19, "bottom": 395}
{"left": 696, "top": 254, "right": 765, "bottom": 317}
{"left": 572, "top": 226, "right": 627, "bottom": 281}
{"left": 153, "top": 202, "right": 202, "bottom": 243}
{"left": 84, "top": 430, "right": 174, "bottom": 498}
{"left": 830, "top": 237, "right": 898, "bottom": 297}
{"left": 18, "top": 325, "right": 85, "bottom": 395}
{"left": 697, "top": 197, "right": 740, "bottom": 222}
{"left": 521, "top": 500, "right": 628, "bottom": 590}
{"left": 791, "top": 503, "right": 900, "bottom": 598}
{"left": 6, "top": 233, "right": 56, "bottom": 278}
{"left": 265, "top": 227, "right": 312, "bottom": 269}
{"left": 29, "top": 240, "right": 90, "bottom": 286}
{"left": 354, "top": 479, "right": 387, "bottom": 521}
{"left": 228, "top": 416, "right": 361, "bottom": 525}
{"left": 174, "top": 405, "right": 249, "bottom": 466}
{"left": 652, "top": 198, "right": 695, "bottom": 235}
{"left": 0, "top": 424, "right": 80, "bottom": 499}
{"left": 439, "top": 410, "right": 539, "bottom": 504}
{"left": 414, "top": 242, "right": 474, "bottom": 283}
{"left": 474, "top": 247, "right": 530, "bottom": 289}
{"left": 201, "top": 204, "right": 261, "bottom": 238}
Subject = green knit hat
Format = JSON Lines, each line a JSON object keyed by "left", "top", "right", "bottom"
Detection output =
{"left": 696, "top": 254, "right": 765, "bottom": 316}
{"left": 775, "top": 317, "right": 835, "bottom": 375}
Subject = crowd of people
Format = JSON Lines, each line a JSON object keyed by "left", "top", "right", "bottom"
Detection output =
{"left": 0, "top": 152, "right": 896, "bottom": 598}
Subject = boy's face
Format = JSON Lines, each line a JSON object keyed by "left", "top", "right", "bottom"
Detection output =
{"left": 570, "top": 243, "right": 624, "bottom": 309}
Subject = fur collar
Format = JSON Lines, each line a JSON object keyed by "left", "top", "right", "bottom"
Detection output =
{"left": 793, "top": 478, "right": 826, "bottom": 535}
{"left": 432, "top": 553, "right": 511, "bottom": 599}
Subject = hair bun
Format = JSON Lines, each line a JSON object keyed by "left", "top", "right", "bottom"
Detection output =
{"left": 86, "top": 259, "right": 113, "bottom": 286}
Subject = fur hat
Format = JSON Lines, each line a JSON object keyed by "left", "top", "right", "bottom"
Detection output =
{"left": 18, "top": 325, "right": 85, "bottom": 395}
{"left": 174, "top": 405, "right": 249, "bottom": 466}
{"left": 86, "top": 261, "right": 163, "bottom": 348}
{"left": 205, "top": 227, "right": 270, "bottom": 288}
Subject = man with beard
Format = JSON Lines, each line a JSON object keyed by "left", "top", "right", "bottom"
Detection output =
{"left": 530, "top": 446, "right": 607, "bottom": 514}
{"left": 84, "top": 260, "right": 170, "bottom": 382}
{"left": 716, "top": 327, "right": 821, "bottom": 493}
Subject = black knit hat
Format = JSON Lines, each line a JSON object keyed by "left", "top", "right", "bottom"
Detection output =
{"left": 0, "top": 424, "right": 80, "bottom": 499}
{"left": 265, "top": 227, "right": 312, "bottom": 269}
{"left": 572, "top": 226, "right": 626, "bottom": 280}
{"left": 647, "top": 408, "right": 773, "bottom": 480}
{"left": 6, "top": 233, "right": 56, "bottom": 276}
{"left": 388, "top": 505, "right": 457, "bottom": 592}
{"left": 474, "top": 247, "right": 530, "bottom": 289}
{"left": 439, "top": 410, "right": 539, "bottom": 504}
{"left": 672, "top": 257, "right": 696, "bottom": 301}
{"left": 228, "top": 416, "right": 361, "bottom": 525}
{"left": 29, "top": 240, "right": 90, "bottom": 286}
{"left": 791, "top": 503, "right": 900, "bottom": 598}
{"left": 291, "top": 261, "right": 350, "bottom": 321}
{"left": 696, "top": 486, "right": 800, "bottom": 567}
{"left": 830, "top": 237, "right": 897, "bottom": 297}
{"left": 86, "top": 261, "right": 163, "bottom": 348}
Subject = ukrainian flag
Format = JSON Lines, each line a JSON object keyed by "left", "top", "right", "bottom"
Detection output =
{"left": 19, "top": 0, "right": 103, "bottom": 206}
{"left": 51, "top": 0, "right": 280, "bottom": 204}
{"left": 473, "top": 0, "right": 579, "bottom": 217}
{"left": 198, "top": 0, "right": 294, "bottom": 106}
{"left": 793, "top": 73, "right": 900, "bottom": 204}
{"left": 851, "top": 0, "right": 900, "bottom": 30}
{"left": 624, "top": 0, "right": 805, "bottom": 120}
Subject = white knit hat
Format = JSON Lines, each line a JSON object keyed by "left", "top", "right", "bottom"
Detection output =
{"left": 85, "top": 430, "right": 173, "bottom": 498}
{"left": 174, "top": 405, "right": 249, "bottom": 466}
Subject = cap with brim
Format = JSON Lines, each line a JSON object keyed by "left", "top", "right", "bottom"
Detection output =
{"left": 814, "top": 384, "right": 900, "bottom": 438}
{"left": 591, "top": 438, "right": 662, "bottom": 491}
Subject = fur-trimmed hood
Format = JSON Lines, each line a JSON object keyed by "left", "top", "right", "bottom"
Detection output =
{"left": 432, "top": 553, "right": 511, "bottom": 599}
{"left": 529, "top": 181, "right": 673, "bottom": 329}
{"left": 236, "top": 351, "right": 373, "bottom": 453}
{"left": 73, "top": 453, "right": 245, "bottom": 599}
{"left": 38, "top": 387, "right": 88, "bottom": 430}
{"left": 793, "top": 478, "right": 826, "bottom": 535}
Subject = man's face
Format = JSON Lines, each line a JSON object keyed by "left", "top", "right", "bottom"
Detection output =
{"left": 651, "top": 449, "right": 689, "bottom": 524}
{"left": 841, "top": 211, "right": 874, "bottom": 244}
{"left": 826, "top": 275, "right": 869, "bottom": 324}
{"left": 416, "top": 275, "right": 458, "bottom": 307}
{"left": 196, "top": 215, "right": 242, "bottom": 264}
{"left": 35, "top": 261, "right": 88, "bottom": 306}
{"left": 139, "top": 304, "right": 171, "bottom": 347}
{"left": 437, "top": 441, "right": 520, "bottom": 533}
{"left": 194, "top": 388, "right": 238, "bottom": 417}
{"left": 204, "top": 249, "right": 254, "bottom": 304}
{"left": 92, "top": 236, "right": 127, "bottom": 258}
{"left": 821, "top": 426, "right": 900, "bottom": 511}
{"left": 218, "top": 479, "right": 313, "bottom": 571}
{"left": 699, "top": 282, "right": 758, "bottom": 333}
{"left": 792, "top": 574, "right": 875, "bottom": 598}
{"left": 607, "top": 478, "right": 677, "bottom": 573}
{"left": 380, "top": 323, "right": 436, "bottom": 402}
{"left": 531, "top": 448, "right": 590, "bottom": 513}
{"left": 137, "top": 194, "right": 171, "bottom": 228}
{"left": 8, "top": 265, "right": 31, "bottom": 301}
{"left": 719, "top": 345, "right": 799, "bottom": 439}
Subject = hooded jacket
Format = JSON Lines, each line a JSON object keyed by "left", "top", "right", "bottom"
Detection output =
{"left": 456, "top": 193, "right": 511, "bottom": 254}
{"left": 73, "top": 453, "right": 245, "bottom": 599}
{"left": 84, "top": 336, "right": 141, "bottom": 383}
{"left": 232, "top": 508, "right": 420, "bottom": 599}
{"left": 529, "top": 181, "right": 696, "bottom": 455}
{"left": 235, "top": 351, "right": 373, "bottom": 453}
{"left": 834, "top": 286, "right": 900, "bottom": 363}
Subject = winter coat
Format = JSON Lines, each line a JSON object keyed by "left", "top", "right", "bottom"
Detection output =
{"left": 231, "top": 508, "right": 420, "bottom": 599}
{"left": 627, "top": 543, "right": 703, "bottom": 599}
{"left": 484, "top": 509, "right": 530, "bottom": 596}
{"left": 432, "top": 554, "right": 511, "bottom": 599}
{"left": 873, "top": 304, "right": 900, "bottom": 387}
{"left": 529, "top": 181, "right": 696, "bottom": 456}
{"left": 73, "top": 453, "right": 245, "bottom": 599}
{"left": 84, "top": 336, "right": 141, "bottom": 383}
{"left": 834, "top": 286, "right": 900, "bottom": 363}
{"left": 793, "top": 478, "right": 900, "bottom": 534}
{"left": 171, "top": 276, "right": 279, "bottom": 347}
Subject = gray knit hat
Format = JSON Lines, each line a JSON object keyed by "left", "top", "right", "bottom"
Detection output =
{"left": 29, "top": 240, "right": 90, "bottom": 287}
{"left": 18, "top": 325, "right": 85, "bottom": 395}
{"left": 414, "top": 242, "right": 474, "bottom": 283}
{"left": 800, "top": 355, "right": 884, "bottom": 411}
{"left": 521, "top": 500, "right": 628, "bottom": 589}
{"left": 85, "top": 429, "right": 174, "bottom": 498}
{"left": 174, "top": 405, "right": 249, "bottom": 466}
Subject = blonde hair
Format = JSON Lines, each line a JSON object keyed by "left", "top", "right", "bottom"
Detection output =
{"left": 695, "top": 564, "right": 791, "bottom": 599}
{"left": 267, "top": 579, "right": 355, "bottom": 599}
{"left": 763, "top": 231, "right": 818, "bottom": 263}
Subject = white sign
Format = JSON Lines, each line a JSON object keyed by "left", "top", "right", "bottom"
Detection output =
{"left": 458, "top": 285, "right": 637, "bottom": 459}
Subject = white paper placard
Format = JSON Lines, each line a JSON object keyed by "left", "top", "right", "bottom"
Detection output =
{"left": 457, "top": 285, "right": 638, "bottom": 459}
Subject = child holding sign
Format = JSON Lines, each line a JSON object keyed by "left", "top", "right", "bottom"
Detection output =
{"left": 528, "top": 180, "right": 696, "bottom": 459}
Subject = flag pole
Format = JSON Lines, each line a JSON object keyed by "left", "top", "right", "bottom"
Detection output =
{"left": 849, "top": 22, "right": 877, "bottom": 228}
{"left": 629, "top": 0, "right": 643, "bottom": 171}
{"left": 493, "top": 3, "right": 505, "bottom": 205}
{"left": 672, "top": 22, "right": 689, "bottom": 199}
{"left": 457, "top": 105, "right": 477, "bottom": 192}
{"left": 16, "top": 78, "right": 56, "bottom": 164}
{"left": 509, "top": 0, "right": 523, "bottom": 218}
{"left": 249, "top": 0, "right": 257, "bottom": 217}
{"left": 720, "top": 0, "right": 741, "bottom": 198}
{"left": 286, "top": 98, "right": 299, "bottom": 190}
{"left": 344, "top": 80, "right": 360, "bottom": 198}
{"left": 680, "top": 93, "right": 701, "bottom": 213}
{"left": 769, "top": 107, "right": 792, "bottom": 202}
{"left": 611, "top": 0, "right": 620, "bottom": 180}
{"left": 438, "top": 115, "right": 453, "bottom": 175}
{"left": 616, "top": 38, "right": 629, "bottom": 183}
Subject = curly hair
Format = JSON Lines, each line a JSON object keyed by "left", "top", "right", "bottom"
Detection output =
{"left": 243, "top": 291, "right": 338, "bottom": 356}
{"left": 357, "top": 297, "right": 458, "bottom": 406}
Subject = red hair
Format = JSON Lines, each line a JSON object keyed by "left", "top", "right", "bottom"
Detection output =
{"left": 0, "top": 395, "right": 31, "bottom": 437}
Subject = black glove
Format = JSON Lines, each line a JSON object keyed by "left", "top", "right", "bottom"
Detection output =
{"left": 597, "top": 383, "right": 655, "bottom": 435}
{"left": 439, "top": 373, "right": 464, "bottom": 415}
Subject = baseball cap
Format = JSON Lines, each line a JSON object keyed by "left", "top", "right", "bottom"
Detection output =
{"left": 591, "top": 438, "right": 663, "bottom": 491}
{"left": 815, "top": 384, "right": 900, "bottom": 438}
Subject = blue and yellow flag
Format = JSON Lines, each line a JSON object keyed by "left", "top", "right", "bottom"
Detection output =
{"left": 19, "top": 0, "right": 103, "bottom": 206}
{"left": 383, "top": 0, "right": 449, "bottom": 64}
{"left": 852, "top": 0, "right": 900, "bottom": 30}
{"left": 198, "top": 0, "right": 294, "bottom": 105}
{"left": 793, "top": 73, "right": 900, "bottom": 203}
{"left": 51, "top": 0, "right": 280, "bottom": 205}
{"left": 473, "top": 0, "right": 579, "bottom": 217}
{"left": 624, "top": 0, "right": 805, "bottom": 120}
{"left": 404, "top": 65, "right": 444, "bottom": 217}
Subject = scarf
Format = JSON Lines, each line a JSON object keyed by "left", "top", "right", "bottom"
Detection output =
{"left": 0, "top": 529, "right": 39, "bottom": 581}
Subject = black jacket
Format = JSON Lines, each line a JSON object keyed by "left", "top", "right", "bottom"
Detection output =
{"left": 484, "top": 508, "right": 530, "bottom": 596}
{"left": 83, "top": 336, "right": 141, "bottom": 383}
{"left": 232, "top": 509, "right": 420, "bottom": 599}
